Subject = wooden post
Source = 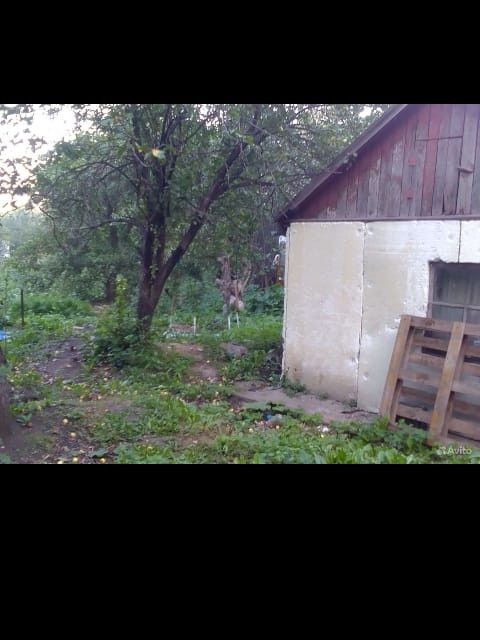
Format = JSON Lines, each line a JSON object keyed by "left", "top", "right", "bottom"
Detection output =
{"left": 379, "top": 315, "right": 412, "bottom": 422}
{"left": 428, "top": 321, "right": 466, "bottom": 444}
{"left": 20, "top": 288, "right": 25, "bottom": 328}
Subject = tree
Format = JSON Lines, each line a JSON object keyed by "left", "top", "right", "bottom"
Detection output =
{"left": 1, "top": 103, "right": 391, "bottom": 330}
{"left": 34, "top": 105, "right": 318, "bottom": 329}
{"left": 33, "top": 134, "right": 139, "bottom": 301}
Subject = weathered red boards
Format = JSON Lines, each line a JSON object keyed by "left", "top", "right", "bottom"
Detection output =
{"left": 380, "top": 315, "right": 480, "bottom": 445}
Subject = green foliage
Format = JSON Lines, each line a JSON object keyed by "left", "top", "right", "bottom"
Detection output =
{"left": 6, "top": 313, "right": 93, "bottom": 365}
{"left": 111, "top": 414, "right": 480, "bottom": 465}
{"left": 8, "top": 368, "right": 42, "bottom": 389}
{"left": 166, "top": 380, "right": 234, "bottom": 402}
{"left": 221, "top": 350, "right": 280, "bottom": 382}
{"left": 4, "top": 290, "right": 478, "bottom": 465}
{"left": 281, "top": 379, "right": 308, "bottom": 396}
{"left": 93, "top": 393, "right": 200, "bottom": 445}
{"left": 196, "top": 315, "right": 283, "bottom": 382}
{"left": 220, "top": 317, "right": 282, "bottom": 351}
{"left": 88, "top": 276, "right": 143, "bottom": 367}
{"left": 244, "top": 284, "right": 284, "bottom": 315}
{"left": 9, "top": 293, "right": 91, "bottom": 319}
{"left": 114, "top": 442, "right": 209, "bottom": 464}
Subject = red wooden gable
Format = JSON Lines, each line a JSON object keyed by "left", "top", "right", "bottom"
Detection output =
{"left": 280, "top": 104, "right": 480, "bottom": 228}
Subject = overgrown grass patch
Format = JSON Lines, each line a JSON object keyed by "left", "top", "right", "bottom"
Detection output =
{"left": 6, "top": 312, "right": 95, "bottom": 365}
{"left": 92, "top": 394, "right": 201, "bottom": 445}
{"left": 111, "top": 412, "right": 480, "bottom": 464}
{"left": 167, "top": 380, "right": 234, "bottom": 402}
{"left": 194, "top": 315, "right": 283, "bottom": 382}
{"left": 9, "top": 293, "right": 92, "bottom": 319}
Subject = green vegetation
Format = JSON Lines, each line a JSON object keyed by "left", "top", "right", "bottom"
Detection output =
{"left": 1, "top": 103, "right": 476, "bottom": 464}
{"left": 1, "top": 294, "right": 478, "bottom": 463}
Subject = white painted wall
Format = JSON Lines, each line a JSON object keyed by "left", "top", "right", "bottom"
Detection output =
{"left": 358, "top": 220, "right": 460, "bottom": 411}
{"left": 284, "top": 219, "right": 473, "bottom": 412}
{"left": 283, "top": 222, "right": 364, "bottom": 401}
{"left": 459, "top": 221, "right": 480, "bottom": 262}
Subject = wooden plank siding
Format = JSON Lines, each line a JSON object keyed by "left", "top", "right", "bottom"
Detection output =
{"left": 387, "top": 133, "right": 406, "bottom": 216}
{"left": 421, "top": 104, "right": 439, "bottom": 216}
{"left": 356, "top": 153, "right": 371, "bottom": 217}
{"left": 457, "top": 104, "right": 480, "bottom": 214}
{"left": 377, "top": 137, "right": 394, "bottom": 216}
{"left": 399, "top": 112, "right": 418, "bottom": 217}
{"left": 288, "top": 104, "right": 480, "bottom": 222}
{"left": 471, "top": 109, "right": 480, "bottom": 215}
{"left": 346, "top": 173, "right": 359, "bottom": 218}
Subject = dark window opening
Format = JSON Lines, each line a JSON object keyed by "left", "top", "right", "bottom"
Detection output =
{"left": 429, "top": 263, "right": 480, "bottom": 324}
{"left": 428, "top": 262, "right": 480, "bottom": 361}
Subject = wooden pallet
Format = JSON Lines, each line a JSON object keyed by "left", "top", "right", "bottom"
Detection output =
{"left": 380, "top": 315, "right": 480, "bottom": 445}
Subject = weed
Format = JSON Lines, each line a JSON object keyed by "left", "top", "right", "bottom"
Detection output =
{"left": 281, "top": 378, "right": 308, "bottom": 396}
{"left": 29, "top": 434, "right": 55, "bottom": 452}
{"left": 9, "top": 294, "right": 92, "bottom": 319}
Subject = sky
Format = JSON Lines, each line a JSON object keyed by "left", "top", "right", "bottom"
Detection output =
{"left": 0, "top": 105, "right": 80, "bottom": 211}
{"left": 0, "top": 104, "right": 374, "bottom": 212}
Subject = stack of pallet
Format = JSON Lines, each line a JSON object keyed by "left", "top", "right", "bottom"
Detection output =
{"left": 380, "top": 315, "right": 480, "bottom": 445}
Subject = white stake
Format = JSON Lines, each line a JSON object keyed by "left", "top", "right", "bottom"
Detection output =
{"left": 228, "top": 314, "right": 231, "bottom": 331}
{"left": 236, "top": 312, "right": 240, "bottom": 327}
{"left": 193, "top": 316, "right": 197, "bottom": 336}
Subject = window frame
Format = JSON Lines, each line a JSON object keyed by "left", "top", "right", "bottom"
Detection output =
{"left": 428, "top": 262, "right": 480, "bottom": 324}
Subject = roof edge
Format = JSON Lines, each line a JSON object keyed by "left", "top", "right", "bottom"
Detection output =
{"left": 275, "top": 104, "right": 410, "bottom": 229}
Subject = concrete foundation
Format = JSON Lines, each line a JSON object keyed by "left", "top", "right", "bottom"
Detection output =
{"left": 283, "top": 219, "right": 477, "bottom": 412}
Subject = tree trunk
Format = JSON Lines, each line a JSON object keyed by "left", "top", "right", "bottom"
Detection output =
{"left": 104, "top": 223, "right": 119, "bottom": 303}
{"left": 137, "top": 281, "right": 159, "bottom": 332}
{"left": 133, "top": 105, "right": 265, "bottom": 331}
{"left": 104, "top": 272, "right": 117, "bottom": 303}
{"left": 136, "top": 217, "right": 204, "bottom": 332}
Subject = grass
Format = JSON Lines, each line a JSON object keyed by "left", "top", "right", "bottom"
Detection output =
{"left": 3, "top": 298, "right": 480, "bottom": 465}
{"left": 112, "top": 415, "right": 480, "bottom": 464}
{"left": 194, "top": 315, "right": 283, "bottom": 383}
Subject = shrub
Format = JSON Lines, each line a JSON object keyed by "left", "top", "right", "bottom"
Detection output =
{"left": 88, "top": 276, "right": 142, "bottom": 368}
{"left": 244, "top": 284, "right": 284, "bottom": 315}
{"left": 9, "top": 293, "right": 92, "bottom": 319}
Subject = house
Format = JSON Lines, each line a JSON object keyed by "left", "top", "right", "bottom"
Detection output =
{"left": 277, "top": 104, "right": 480, "bottom": 412}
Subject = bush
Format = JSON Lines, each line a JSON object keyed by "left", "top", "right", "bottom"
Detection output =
{"left": 9, "top": 293, "right": 92, "bottom": 319}
{"left": 244, "top": 284, "right": 284, "bottom": 315}
{"left": 88, "top": 276, "right": 143, "bottom": 368}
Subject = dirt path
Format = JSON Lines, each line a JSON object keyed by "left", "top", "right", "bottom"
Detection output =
{"left": 1, "top": 336, "right": 88, "bottom": 463}
{"left": 232, "top": 381, "right": 375, "bottom": 424}
{"left": 1, "top": 337, "right": 378, "bottom": 463}
{"left": 1, "top": 333, "right": 133, "bottom": 464}
{"left": 162, "top": 342, "right": 219, "bottom": 381}
{"left": 163, "top": 341, "right": 376, "bottom": 424}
